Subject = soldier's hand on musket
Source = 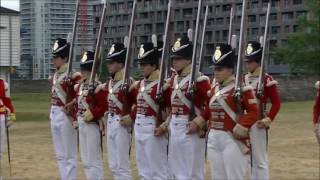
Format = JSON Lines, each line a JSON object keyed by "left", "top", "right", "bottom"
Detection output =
{"left": 186, "top": 121, "right": 199, "bottom": 134}
{"left": 64, "top": 76, "right": 73, "bottom": 86}
{"left": 186, "top": 83, "right": 196, "bottom": 99}
{"left": 6, "top": 119, "right": 15, "bottom": 128}
{"left": 72, "top": 120, "right": 78, "bottom": 129}
{"left": 154, "top": 127, "right": 166, "bottom": 137}
{"left": 257, "top": 117, "right": 271, "bottom": 129}
{"left": 233, "top": 124, "right": 249, "bottom": 139}
{"left": 64, "top": 99, "right": 76, "bottom": 114}
{"left": 119, "top": 114, "right": 132, "bottom": 127}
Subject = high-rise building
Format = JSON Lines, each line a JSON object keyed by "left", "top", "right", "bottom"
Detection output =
{"left": 19, "top": 0, "right": 94, "bottom": 80}
{"left": 93, "top": 0, "right": 307, "bottom": 74}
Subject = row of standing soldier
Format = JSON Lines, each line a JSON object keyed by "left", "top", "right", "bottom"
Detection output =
{"left": 47, "top": 0, "right": 320, "bottom": 180}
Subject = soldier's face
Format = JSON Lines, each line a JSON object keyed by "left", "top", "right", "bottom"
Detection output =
{"left": 245, "top": 60, "right": 259, "bottom": 72}
{"left": 107, "top": 61, "right": 122, "bottom": 74}
{"left": 80, "top": 69, "right": 90, "bottom": 80}
{"left": 139, "top": 63, "right": 156, "bottom": 77}
{"left": 52, "top": 56, "right": 67, "bottom": 68}
{"left": 172, "top": 58, "right": 190, "bottom": 72}
{"left": 214, "top": 67, "right": 233, "bottom": 83}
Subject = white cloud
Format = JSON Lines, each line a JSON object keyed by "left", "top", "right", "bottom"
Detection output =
{"left": 1, "top": 0, "right": 20, "bottom": 11}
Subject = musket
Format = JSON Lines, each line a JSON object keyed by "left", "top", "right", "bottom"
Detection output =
{"left": 121, "top": 0, "right": 137, "bottom": 113}
{"left": 228, "top": 6, "right": 235, "bottom": 45}
{"left": 197, "top": 5, "right": 209, "bottom": 74}
{"left": 188, "top": 0, "right": 203, "bottom": 121}
{"left": 6, "top": 122, "right": 11, "bottom": 176}
{"left": 88, "top": 0, "right": 108, "bottom": 157}
{"left": 89, "top": 0, "right": 108, "bottom": 87}
{"left": 257, "top": 1, "right": 271, "bottom": 120}
{"left": 66, "top": 0, "right": 80, "bottom": 77}
{"left": 63, "top": 0, "right": 80, "bottom": 119}
{"left": 234, "top": 0, "right": 247, "bottom": 117}
{"left": 155, "top": 0, "right": 172, "bottom": 127}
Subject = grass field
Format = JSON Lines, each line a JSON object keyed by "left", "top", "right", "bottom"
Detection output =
{"left": 0, "top": 93, "right": 318, "bottom": 179}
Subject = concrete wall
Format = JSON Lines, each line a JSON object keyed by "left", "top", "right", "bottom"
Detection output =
{"left": 9, "top": 76, "right": 319, "bottom": 101}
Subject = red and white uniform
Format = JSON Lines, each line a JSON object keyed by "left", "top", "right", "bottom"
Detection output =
{"left": 49, "top": 64, "right": 81, "bottom": 180}
{"left": 314, "top": 81, "right": 320, "bottom": 143}
{"left": 104, "top": 69, "right": 133, "bottom": 180}
{"left": 200, "top": 77, "right": 258, "bottom": 180}
{"left": 163, "top": 65, "right": 210, "bottom": 180}
{"left": 75, "top": 81, "right": 106, "bottom": 180}
{"left": 130, "top": 70, "right": 168, "bottom": 180}
{"left": 244, "top": 68, "right": 281, "bottom": 180}
{"left": 0, "top": 78, "right": 15, "bottom": 158}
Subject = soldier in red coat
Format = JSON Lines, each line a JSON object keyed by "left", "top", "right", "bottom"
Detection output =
{"left": 0, "top": 78, "right": 15, "bottom": 162}
{"left": 129, "top": 41, "right": 169, "bottom": 179}
{"left": 156, "top": 35, "right": 211, "bottom": 180}
{"left": 49, "top": 38, "right": 81, "bottom": 180}
{"left": 243, "top": 41, "right": 281, "bottom": 180}
{"left": 314, "top": 81, "right": 320, "bottom": 143}
{"left": 191, "top": 43, "right": 258, "bottom": 179}
{"left": 74, "top": 50, "right": 106, "bottom": 179}
{"left": 103, "top": 42, "right": 133, "bottom": 180}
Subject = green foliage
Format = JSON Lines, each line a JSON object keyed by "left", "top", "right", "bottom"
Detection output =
{"left": 272, "top": 0, "right": 320, "bottom": 75}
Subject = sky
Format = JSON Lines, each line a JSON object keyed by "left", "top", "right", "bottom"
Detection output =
{"left": 1, "top": 0, "right": 19, "bottom": 11}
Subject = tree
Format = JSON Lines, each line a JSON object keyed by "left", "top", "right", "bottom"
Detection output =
{"left": 272, "top": 0, "right": 320, "bottom": 76}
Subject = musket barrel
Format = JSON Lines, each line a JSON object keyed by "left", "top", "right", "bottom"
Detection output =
{"left": 188, "top": 0, "right": 203, "bottom": 90}
{"left": 197, "top": 5, "right": 209, "bottom": 74}
{"left": 123, "top": 0, "right": 137, "bottom": 86}
{"left": 67, "top": 0, "right": 80, "bottom": 76}
{"left": 228, "top": 7, "right": 234, "bottom": 45}
{"left": 157, "top": 0, "right": 172, "bottom": 95}
{"left": 90, "top": 0, "right": 108, "bottom": 84}
{"left": 234, "top": 0, "right": 247, "bottom": 92}
{"left": 257, "top": 2, "right": 271, "bottom": 93}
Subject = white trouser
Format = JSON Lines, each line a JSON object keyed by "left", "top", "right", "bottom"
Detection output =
{"left": 207, "top": 129, "right": 249, "bottom": 180}
{"left": 168, "top": 116, "right": 205, "bottom": 180}
{"left": 0, "top": 114, "right": 6, "bottom": 159}
{"left": 50, "top": 106, "right": 77, "bottom": 180}
{"left": 134, "top": 114, "right": 168, "bottom": 180}
{"left": 106, "top": 113, "right": 132, "bottom": 180}
{"left": 250, "top": 122, "right": 269, "bottom": 180}
{"left": 78, "top": 118, "right": 103, "bottom": 180}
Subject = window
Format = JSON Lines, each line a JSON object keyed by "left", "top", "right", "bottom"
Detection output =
{"left": 222, "top": 4, "right": 231, "bottom": 12}
{"left": 252, "top": 28, "right": 259, "bottom": 35}
{"left": 216, "top": 18, "right": 223, "bottom": 24}
{"left": 183, "top": 8, "right": 193, "bottom": 18}
{"left": 248, "top": 15, "right": 256, "bottom": 23}
{"left": 293, "top": 0, "right": 303, "bottom": 5}
{"left": 285, "top": 25, "right": 290, "bottom": 33}
{"left": 296, "top": 11, "right": 307, "bottom": 18}
{"left": 215, "top": 31, "right": 220, "bottom": 41}
{"left": 270, "top": 13, "right": 277, "bottom": 21}
{"left": 282, "top": 12, "right": 294, "bottom": 21}
{"left": 271, "top": 26, "right": 280, "bottom": 34}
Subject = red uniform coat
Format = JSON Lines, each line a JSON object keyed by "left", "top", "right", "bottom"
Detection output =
{"left": 50, "top": 64, "right": 82, "bottom": 107}
{"left": 75, "top": 81, "right": 107, "bottom": 120}
{"left": 314, "top": 81, "right": 320, "bottom": 124}
{"left": 0, "top": 79, "right": 14, "bottom": 114}
{"left": 244, "top": 68, "right": 281, "bottom": 121}
{"left": 201, "top": 77, "right": 258, "bottom": 134}
{"left": 163, "top": 65, "right": 211, "bottom": 116}
{"left": 103, "top": 69, "right": 134, "bottom": 117}
{"left": 130, "top": 70, "right": 160, "bottom": 119}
